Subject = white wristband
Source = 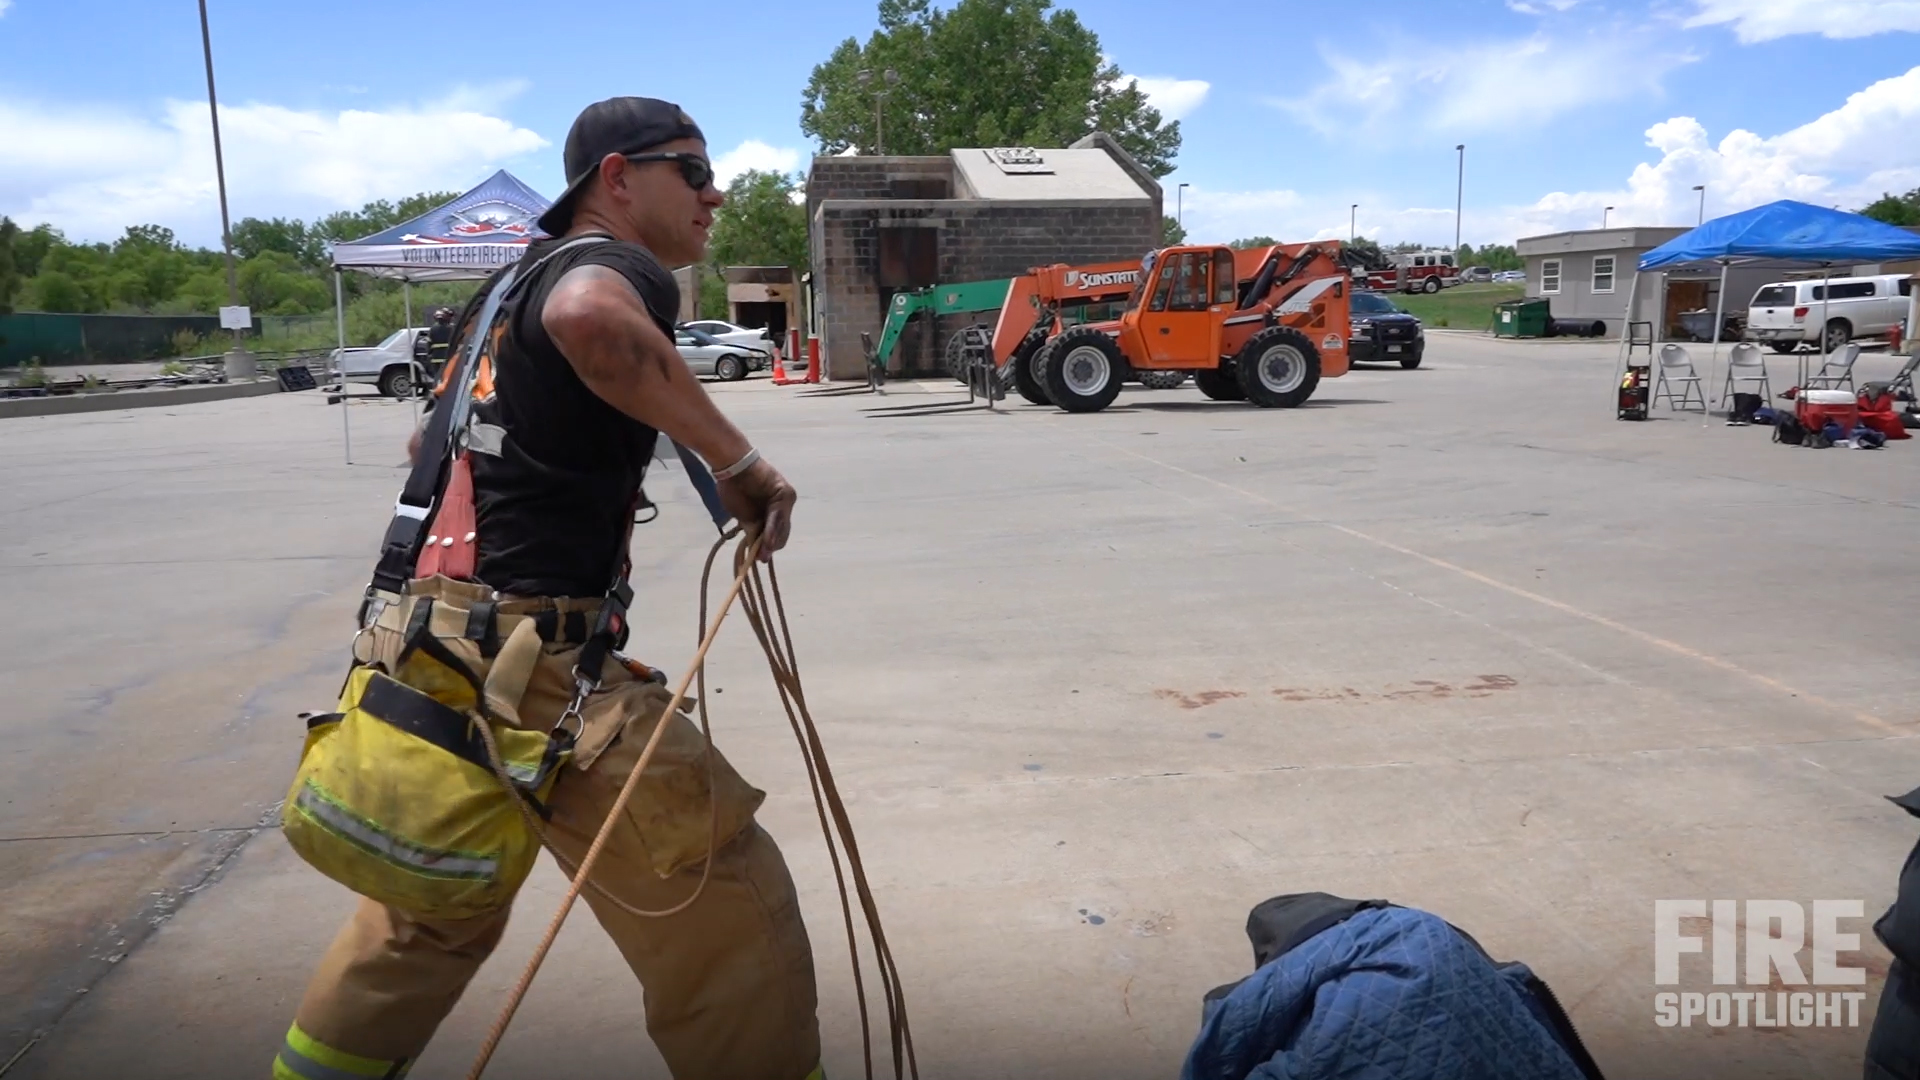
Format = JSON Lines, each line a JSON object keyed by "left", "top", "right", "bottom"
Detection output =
{"left": 711, "top": 447, "right": 760, "bottom": 480}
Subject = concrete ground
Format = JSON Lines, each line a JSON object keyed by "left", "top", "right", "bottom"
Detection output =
{"left": 2, "top": 336, "right": 1917, "bottom": 1079}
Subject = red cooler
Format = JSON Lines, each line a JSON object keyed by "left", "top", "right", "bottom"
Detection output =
{"left": 1797, "top": 389, "right": 1859, "bottom": 433}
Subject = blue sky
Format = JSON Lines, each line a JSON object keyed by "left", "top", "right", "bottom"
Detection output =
{"left": 2, "top": 0, "right": 1917, "bottom": 250}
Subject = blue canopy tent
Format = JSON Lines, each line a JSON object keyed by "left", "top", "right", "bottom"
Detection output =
{"left": 326, "top": 170, "right": 551, "bottom": 460}
{"left": 1621, "top": 201, "right": 1920, "bottom": 417}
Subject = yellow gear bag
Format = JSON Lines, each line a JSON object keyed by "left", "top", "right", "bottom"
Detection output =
{"left": 282, "top": 619, "right": 565, "bottom": 921}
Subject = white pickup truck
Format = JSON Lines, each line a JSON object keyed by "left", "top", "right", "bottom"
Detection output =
{"left": 1746, "top": 275, "right": 1914, "bottom": 354}
{"left": 331, "top": 327, "right": 429, "bottom": 397}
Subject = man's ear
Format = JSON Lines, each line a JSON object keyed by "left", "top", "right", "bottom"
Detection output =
{"left": 595, "top": 153, "right": 627, "bottom": 197}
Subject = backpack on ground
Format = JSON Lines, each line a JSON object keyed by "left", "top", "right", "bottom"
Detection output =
{"left": 1184, "top": 893, "right": 1606, "bottom": 1080}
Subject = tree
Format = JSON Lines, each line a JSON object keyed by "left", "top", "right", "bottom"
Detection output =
{"left": 1229, "top": 235, "right": 1278, "bottom": 249}
{"left": 1345, "top": 237, "right": 1387, "bottom": 269}
{"left": 709, "top": 170, "right": 809, "bottom": 273}
{"left": 800, "top": 0, "right": 1181, "bottom": 176}
{"left": 233, "top": 216, "right": 326, "bottom": 268}
{"left": 1860, "top": 188, "right": 1920, "bottom": 227}
{"left": 1162, "top": 215, "right": 1186, "bottom": 246}
{"left": 11, "top": 224, "right": 60, "bottom": 280}
{"left": 22, "top": 270, "right": 87, "bottom": 313}
{"left": 0, "top": 217, "right": 19, "bottom": 315}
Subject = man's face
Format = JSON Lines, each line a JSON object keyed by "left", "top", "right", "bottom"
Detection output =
{"left": 601, "top": 137, "right": 724, "bottom": 267}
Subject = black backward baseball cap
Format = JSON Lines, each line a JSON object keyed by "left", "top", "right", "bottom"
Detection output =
{"left": 537, "top": 97, "right": 705, "bottom": 235}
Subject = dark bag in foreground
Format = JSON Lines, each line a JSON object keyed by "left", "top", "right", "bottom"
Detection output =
{"left": 1184, "top": 892, "right": 1607, "bottom": 1080}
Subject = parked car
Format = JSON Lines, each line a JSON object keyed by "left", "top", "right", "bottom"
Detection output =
{"left": 1463, "top": 266, "right": 1494, "bottom": 283}
{"left": 1348, "top": 290, "right": 1425, "bottom": 369}
{"left": 681, "top": 319, "right": 775, "bottom": 369}
{"left": 674, "top": 327, "right": 762, "bottom": 381}
{"left": 332, "top": 326, "right": 428, "bottom": 397}
{"left": 1492, "top": 270, "right": 1526, "bottom": 284}
{"left": 1746, "top": 274, "right": 1914, "bottom": 353}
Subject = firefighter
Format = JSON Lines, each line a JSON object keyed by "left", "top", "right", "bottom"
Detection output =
{"left": 425, "top": 306, "right": 455, "bottom": 375}
{"left": 274, "top": 97, "right": 817, "bottom": 1080}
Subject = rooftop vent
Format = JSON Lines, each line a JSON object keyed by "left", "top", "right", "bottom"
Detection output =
{"left": 987, "top": 147, "right": 1053, "bottom": 175}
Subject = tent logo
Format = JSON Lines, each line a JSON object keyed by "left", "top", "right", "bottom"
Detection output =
{"left": 413, "top": 199, "right": 538, "bottom": 242}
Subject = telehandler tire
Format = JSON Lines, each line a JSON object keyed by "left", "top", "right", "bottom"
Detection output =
{"left": 1011, "top": 333, "right": 1054, "bottom": 406}
{"left": 1042, "top": 327, "right": 1126, "bottom": 413}
{"left": 1137, "top": 369, "right": 1190, "bottom": 390}
{"left": 1236, "top": 326, "right": 1321, "bottom": 408}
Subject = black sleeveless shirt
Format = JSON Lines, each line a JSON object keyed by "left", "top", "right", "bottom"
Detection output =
{"left": 469, "top": 236, "right": 676, "bottom": 598}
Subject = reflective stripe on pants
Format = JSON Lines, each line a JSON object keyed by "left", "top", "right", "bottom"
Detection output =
{"left": 272, "top": 1022, "right": 409, "bottom": 1080}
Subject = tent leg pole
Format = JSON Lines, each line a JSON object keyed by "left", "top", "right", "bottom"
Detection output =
{"left": 1706, "top": 262, "right": 1729, "bottom": 425}
{"left": 336, "top": 270, "right": 350, "bottom": 465}
{"left": 1612, "top": 272, "right": 1640, "bottom": 414}
{"left": 403, "top": 281, "right": 413, "bottom": 331}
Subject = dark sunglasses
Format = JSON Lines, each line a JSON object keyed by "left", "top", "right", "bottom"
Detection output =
{"left": 624, "top": 152, "right": 715, "bottom": 192}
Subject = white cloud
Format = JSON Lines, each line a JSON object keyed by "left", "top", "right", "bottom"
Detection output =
{"left": 711, "top": 139, "right": 801, "bottom": 187}
{"left": 1492, "top": 64, "right": 1920, "bottom": 238}
{"left": 1102, "top": 57, "right": 1210, "bottom": 122}
{"left": 0, "top": 87, "right": 547, "bottom": 245}
{"left": 1126, "top": 75, "right": 1211, "bottom": 121}
{"left": 0, "top": 1, "right": 13, "bottom": 16}
{"left": 1183, "top": 65, "right": 1920, "bottom": 247}
{"left": 1272, "top": 32, "right": 1696, "bottom": 135}
{"left": 1684, "top": 0, "right": 1920, "bottom": 42}
{"left": 1507, "top": 0, "right": 1578, "bottom": 13}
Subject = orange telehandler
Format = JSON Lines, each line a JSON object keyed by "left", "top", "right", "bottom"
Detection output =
{"left": 990, "top": 242, "right": 1352, "bottom": 413}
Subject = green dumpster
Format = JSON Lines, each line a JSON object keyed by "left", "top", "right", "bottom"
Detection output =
{"left": 1493, "top": 298, "right": 1551, "bottom": 338}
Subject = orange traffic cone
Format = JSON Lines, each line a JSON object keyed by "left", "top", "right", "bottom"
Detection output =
{"left": 770, "top": 344, "right": 792, "bottom": 385}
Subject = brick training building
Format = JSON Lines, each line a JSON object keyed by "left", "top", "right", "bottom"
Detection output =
{"left": 805, "top": 133, "right": 1163, "bottom": 381}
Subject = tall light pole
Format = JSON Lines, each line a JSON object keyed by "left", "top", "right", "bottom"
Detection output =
{"left": 1177, "top": 182, "right": 1189, "bottom": 230}
{"left": 856, "top": 68, "right": 898, "bottom": 155}
{"left": 197, "top": 0, "right": 251, "bottom": 377}
{"left": 1603, "top": 206, "right": 1614, "bottom": 228}
{"left": 1692, "top": 184, "right": 1706, "bottom": 225}
{"left": 1454, "top": 144, "right": 1465, "bottom": 252}
{"left": 1350, "top": 203, "right": 1358, "bottom": 242}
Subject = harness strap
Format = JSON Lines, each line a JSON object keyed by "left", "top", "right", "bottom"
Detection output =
{"left": 465, "top": 600, "right": 501, "bottom": 658}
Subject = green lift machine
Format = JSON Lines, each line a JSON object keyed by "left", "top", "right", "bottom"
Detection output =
{"left": 860, "top": 278, "right": 1014, "bottom": 396}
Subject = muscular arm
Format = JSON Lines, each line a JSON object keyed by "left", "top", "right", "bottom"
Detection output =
{"left": 541, "top": 263, "right": 752, "bottom": 470}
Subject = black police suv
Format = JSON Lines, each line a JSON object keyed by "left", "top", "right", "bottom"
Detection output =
{"left": 1349, "top": 290, "right": 1425, "bottom": 369}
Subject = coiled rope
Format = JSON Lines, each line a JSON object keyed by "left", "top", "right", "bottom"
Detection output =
{"left": 465, "top": 529, "right": 918, "bottom": 1080}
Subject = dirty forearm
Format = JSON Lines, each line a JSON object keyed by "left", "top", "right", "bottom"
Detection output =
{"left": 545, "top": 266, "right": 753, "bottom": 469}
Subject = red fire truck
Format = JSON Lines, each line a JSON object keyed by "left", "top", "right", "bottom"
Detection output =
{"left": 1363, "top": 250, "right": 1461, "bottom": 294}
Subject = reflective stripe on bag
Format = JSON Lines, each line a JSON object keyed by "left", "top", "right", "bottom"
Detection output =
{"left": 272, "top": 1022, "right": 410, "bottom": 1080}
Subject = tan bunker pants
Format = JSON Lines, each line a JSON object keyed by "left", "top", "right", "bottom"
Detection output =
{"left": 275, "top": 579, "right": 821, "bottom": 1080}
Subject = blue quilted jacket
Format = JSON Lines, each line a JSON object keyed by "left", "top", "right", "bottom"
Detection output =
{"left": 1182, "top": 907, "right": 1587, "bottom": 1080}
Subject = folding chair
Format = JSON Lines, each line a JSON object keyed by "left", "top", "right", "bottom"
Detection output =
{"left": 1654, "top": 343, "right": 1707, "bottom": 412}
{"left": 1888, "top": 351, "right": 1917, "bottom": 404}
{"left": 1804, "top": 342, "right": 1860, "bottom": 392}
{"left": 1721, "top": 341, "right": 1772, "bottom": 402}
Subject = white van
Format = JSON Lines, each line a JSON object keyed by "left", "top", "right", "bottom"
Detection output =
{"left": 1746, "top": 274, "right": 1914, "bottom": 354}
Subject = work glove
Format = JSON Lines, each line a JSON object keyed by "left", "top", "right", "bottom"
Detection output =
{"left": 716, "top": 458, "right": 796, "bottom": 562}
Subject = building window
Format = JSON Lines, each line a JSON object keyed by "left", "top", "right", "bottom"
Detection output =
{"left": 1541, "top": 259, "right": 1562, "bottom": 294}
{"left": 877, "top": 227, "right": 938, "bottom": 287}
{"left": 1592, "top": 255, "right": 1615, "bottom": 294}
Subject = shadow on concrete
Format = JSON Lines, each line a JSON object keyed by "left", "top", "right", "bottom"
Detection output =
{"left": 1106, "top": 399, "right": 1390, "bottom": 413}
